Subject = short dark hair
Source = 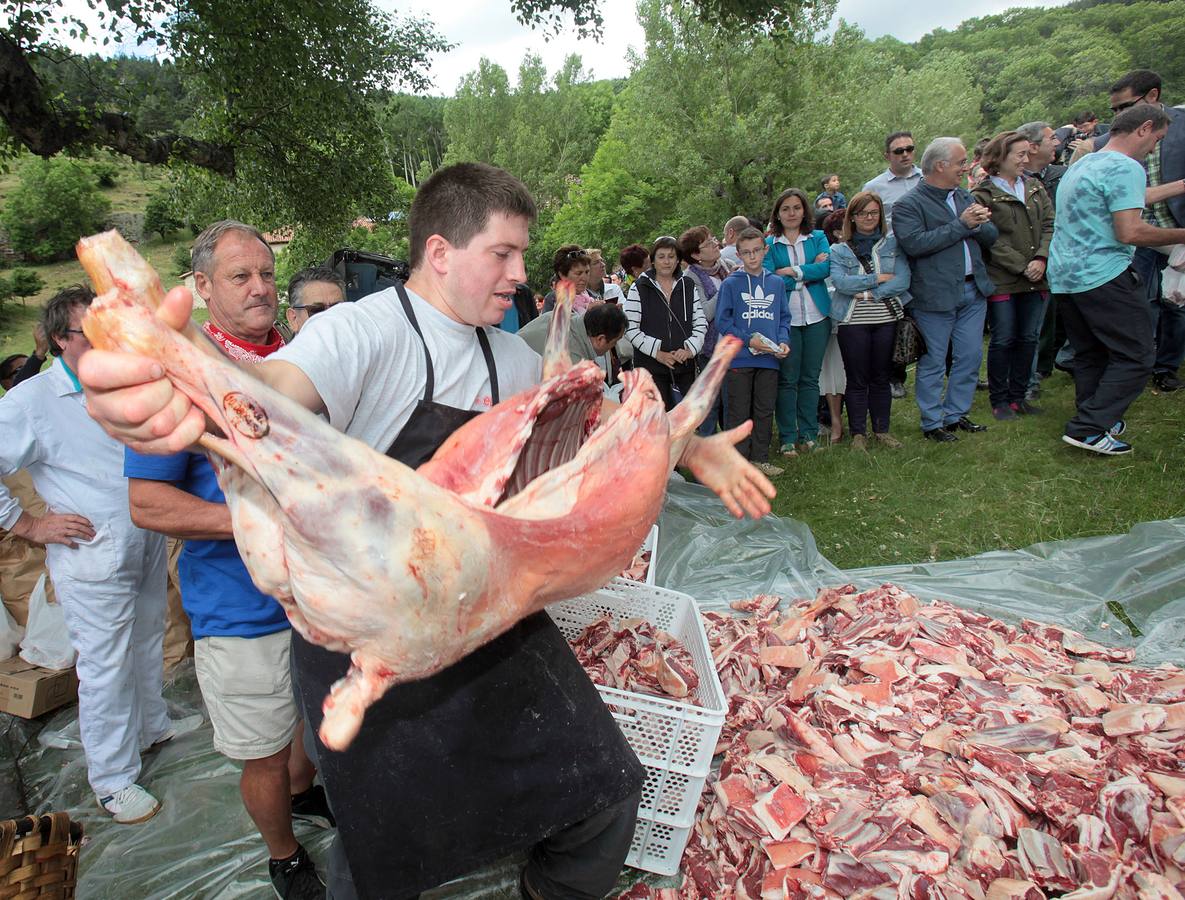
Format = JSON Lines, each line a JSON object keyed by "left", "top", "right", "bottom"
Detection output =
{"left": 980, "top": 131, "right": 1030, "bottom": 176}
{"left": 1110, "top": 69, "right": 1161, "bottom": 98}
{"left": 1, "top": 354, "right": 28, "bottom": 382}
{"left": 884, "top": 131, "right": 913, "bottom": 154}
{"left": 769, "top": 188, "right": 813, "bottom": 237}
{"left": 1110, "top": 103, "right": 1170, "bottom": 136}
{"left": 820, "top": 208, "right": 846, "bottom": 245}
{"left": 677, "top": 226, "right": 712, "bottom": 265}
{"left": 41, "top": 285, "right": 95, "bottom": 357}
{"left": 287, "top": 265, "right": 345, "bottom": 307}
{"left": 552, "top": 244, "right": 590, "bottom": 279}
{"left": 650, "top": 235, "right": 680, "bottom": 262}
{"left": 408, "top": 162, "right": 537, "bottom": 271}
{"left": 735, "top": 226, "right": 764, "bottom": 246}
{"left": 820, "top": 174, "right": 838, "bottom": 190}
{"left": 618, "top": 243, "right": 649, "bottom": 273}
{"left": 582, "top": 302, "right": 627, "bottom": 340}
{"left": 1072, "top": 110, "right": 1097, "bottom": 126}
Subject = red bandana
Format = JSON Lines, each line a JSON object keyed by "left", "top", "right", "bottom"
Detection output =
{"left": 203, "top": 321, "right": 284, "bottom": 363}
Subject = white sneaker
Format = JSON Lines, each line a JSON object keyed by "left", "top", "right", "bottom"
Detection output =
{"left": 144, "top": 713, "right": 204, "bottom": 752}
{"left": 98, "top": 784, "right": 162, "bottom": 824}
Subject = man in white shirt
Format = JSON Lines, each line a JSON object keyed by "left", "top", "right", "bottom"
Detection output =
{"left": 78, "top": 162, "right": 775, "bottom": 900}
{"left": 0, "top": 287, "right": 197, "bottom": 825}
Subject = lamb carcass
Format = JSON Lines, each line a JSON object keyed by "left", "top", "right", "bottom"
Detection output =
{"left": 75, "top": 230, "right": 740, "bottom": 749}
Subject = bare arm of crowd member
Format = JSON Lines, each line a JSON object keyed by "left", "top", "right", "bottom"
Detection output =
{"left": 128, "top": 478, "right": 234, "bottom": 541}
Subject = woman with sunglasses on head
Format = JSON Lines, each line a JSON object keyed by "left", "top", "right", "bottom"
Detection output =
{"left": 285, "top": 266, "right": 347, "bottom": 336}
{"left": 828, "top": 192, "right": 912, "bottom": 451}
{"left": 764, "top": 188, "right": 832, "bottom": 456}
{"left": 623, "top": 236, "right": 707, "bottom": 410}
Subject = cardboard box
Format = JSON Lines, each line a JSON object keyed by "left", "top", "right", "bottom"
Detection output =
{"left": 0, "top": 656, "right": 78, "bottom": 718}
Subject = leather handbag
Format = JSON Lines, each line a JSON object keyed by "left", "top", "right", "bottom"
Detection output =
{"left": 889, "top": 312, "right": 927, "bottom": 366}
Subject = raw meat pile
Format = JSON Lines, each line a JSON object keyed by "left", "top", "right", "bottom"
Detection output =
{"left": 615, "top": 584, "right": 1185, "bottom": 899}
{"left": 621, "top": 548, "right": 653, "bottom": 583}
{"left": 570, "top": 615, "right": 701, "bottom": 701}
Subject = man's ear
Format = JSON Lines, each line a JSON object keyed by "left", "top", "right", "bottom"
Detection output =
{"left": 423, "top": 234, "right": 452, "bottom": 276}
{"left": 1148, "top": 87, "right": 1161, "bottom": 105}
{"left": 193, "top": 271, "right": 211, "bottom": 302}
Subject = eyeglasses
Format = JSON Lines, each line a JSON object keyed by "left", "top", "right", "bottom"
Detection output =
{"left": 64, "top": 329, "right": 86, "bottom": 336}
{"left": 890, "top": 145, "right": 916, "bottom": 155}
{"left": 290, "top": 304, "right": 327, "bottom": 316}
{"left": 854, "top": 209, "right": 880, "bottom": 219}
{"left": 1110, "top": 92, "right": 1149, "bottom": 114}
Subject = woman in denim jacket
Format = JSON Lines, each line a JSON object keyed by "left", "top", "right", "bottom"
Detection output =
{"left": 764, "top": 188, "right": 831, "bottom": 456}
{"left": 829, "top": 191, "right": 912, "bottom": 450}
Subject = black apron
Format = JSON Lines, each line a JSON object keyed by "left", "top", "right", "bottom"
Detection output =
{"left": 290, "top": 283, "right": 644, "bottom": 899}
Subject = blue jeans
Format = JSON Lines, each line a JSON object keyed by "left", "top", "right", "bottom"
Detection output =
{"left": 986, "top": 292, "right": 1045, "bottom": 406}
{"left": 1134, "top": 247, "right": 1185, "bottom": 375}
{"left": 776, "top": 318, "right": 830, "bottom": 445}
{"left": 911, "top": 281, "right": 987, "bottom": 431}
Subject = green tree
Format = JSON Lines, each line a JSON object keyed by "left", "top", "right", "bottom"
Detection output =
{"left": 0, "top": 156, "right": 110, "bottom": 262}
{"left": 143, "top": 190, "right": 183, "bottom": 240}
{"left": 8, "top": 268, "right": 45, "bottom": 303}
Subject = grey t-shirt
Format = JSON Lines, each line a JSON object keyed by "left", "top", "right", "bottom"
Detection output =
{"left": 272, "top": 285, "right": 542, "bottom": 452}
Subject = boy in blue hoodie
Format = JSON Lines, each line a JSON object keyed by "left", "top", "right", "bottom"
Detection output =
{"left": 716, "top": 227, "right": 791, "bottom": 476}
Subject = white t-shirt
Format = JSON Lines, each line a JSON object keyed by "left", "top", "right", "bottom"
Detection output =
{"left": 272, "top": 286, "right": 542, "bottom": 452}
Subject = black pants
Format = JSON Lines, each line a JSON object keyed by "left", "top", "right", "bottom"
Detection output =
{"left": 837, "top": 322, "right": 896, "bottom": 435}
{"left": 638, "top": 357, "right": 695, "bottom": 411}
{"left": 723, "top": 366, "right": 778, "bottom": 461}
{"left": 1056, "top": 268, "right": 1154, "bottom": 439}
{"left": 328, "top": 792, "right": 640, "bottom": 900}
{"left": 1036, "top": 289, "right": 1066, "bottom": 378}
{"left": 986, "top": 291, "right": 1045, "bottom": 407}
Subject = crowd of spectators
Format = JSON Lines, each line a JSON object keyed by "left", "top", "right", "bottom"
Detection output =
{"left": 497, "top": 67, "right": 1184, "bottom": 458}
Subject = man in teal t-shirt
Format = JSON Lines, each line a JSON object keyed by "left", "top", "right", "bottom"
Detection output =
{"left": 1049, "top": 104, "right": 1185, "bottom": 455}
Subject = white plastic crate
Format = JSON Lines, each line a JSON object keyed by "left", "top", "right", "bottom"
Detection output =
{"left": 549, "top": 579, "right": 726, "bottom": 875}
{"left": 620, "top": 524, "right": 660, "bottom": 586}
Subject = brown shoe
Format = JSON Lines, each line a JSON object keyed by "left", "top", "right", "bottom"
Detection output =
{"left": 850, "top": 434, "right": 868, "bottom": 451}
{"left": 872, "top": 432, "right": 902, "bottom": 448}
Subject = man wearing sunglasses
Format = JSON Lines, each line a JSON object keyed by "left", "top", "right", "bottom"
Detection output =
{"left": 862, "top": 131, "right": 924, "bottom": 227}
{"left": 864, "top": 131, "right": 925, "bottom": 398}
{"left": 1073, "top": 70, "right": 1185, "bottom": 393}
{"left": 285, "top": 265, "right": 347, "bottom": 336}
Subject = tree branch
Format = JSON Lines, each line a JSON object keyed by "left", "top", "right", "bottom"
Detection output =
{"left": 0, "top": 32, "right": 235, "bottom": 177}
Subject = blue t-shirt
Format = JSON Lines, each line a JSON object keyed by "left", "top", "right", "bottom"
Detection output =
{"left": 1048, "top": 151, "right": 1146, "bottom": 294}
{"left": 123, "top": 448, "right": 289, "bottom": 639}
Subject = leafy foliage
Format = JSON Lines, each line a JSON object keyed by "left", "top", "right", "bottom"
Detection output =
{"left": 142, "top": 190, "right": 183, "bottom": 240}
{"left": 444, "top": 53, "right": 617, "bottom": 283}
{"left": 0, "top": 157, "right": 110, "bottom": 262}
{"left": 8, "top": 268, "right": 45, "bottom": 301}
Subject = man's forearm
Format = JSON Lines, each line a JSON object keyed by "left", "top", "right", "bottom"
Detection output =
{"left": 1146, "top": 179, "right": 1185, "bottom": 205}
{"left": 128, "top": 478, "right": 233, "bottom": 540}
{"left": 1122, "top": 221, "right": 1185, "bottom": 248}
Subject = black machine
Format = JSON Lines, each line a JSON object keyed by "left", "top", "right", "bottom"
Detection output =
{"left": 324, "top": 248, "right": 410, "bottom": 302}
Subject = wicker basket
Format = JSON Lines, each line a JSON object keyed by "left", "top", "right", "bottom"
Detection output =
{"left": 0, "top": 813, "right": 81, "bottom": 900}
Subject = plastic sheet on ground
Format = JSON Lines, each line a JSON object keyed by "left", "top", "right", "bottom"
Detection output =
{"left": 2, "top": 479, "right": 1182, "bottom": 898}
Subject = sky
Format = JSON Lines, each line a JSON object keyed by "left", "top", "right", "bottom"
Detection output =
{"left": 382, "top": 0, "right": 1072, "bottom": 96}
{"left": 53, "top": 0, "right": 1071, "bottom": 96}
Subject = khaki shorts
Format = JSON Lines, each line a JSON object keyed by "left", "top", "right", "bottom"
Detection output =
{"left": 194, "top": 629, "right": 299, "bottom": 761}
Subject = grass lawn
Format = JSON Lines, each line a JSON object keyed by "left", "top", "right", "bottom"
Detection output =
{"left": 764, "top": 365, "right": 1185, "bottom": 568}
